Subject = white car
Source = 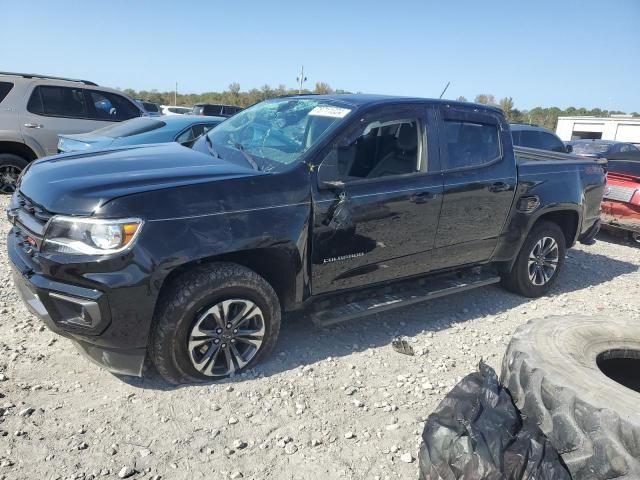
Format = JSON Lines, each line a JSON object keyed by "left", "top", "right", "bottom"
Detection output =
{"left": 161, "top": 105, "right": 192, "bottom": 116}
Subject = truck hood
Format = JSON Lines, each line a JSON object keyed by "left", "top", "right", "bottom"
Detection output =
{"left": 19, "top": 143, "right": 259, "bottom": 215}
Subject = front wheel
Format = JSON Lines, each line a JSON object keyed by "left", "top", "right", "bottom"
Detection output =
{"left": 149, "top": 262, "right": 281, "bottom": 384}
{"left": 501, "top": 221, "right": 566, "bottom": 298}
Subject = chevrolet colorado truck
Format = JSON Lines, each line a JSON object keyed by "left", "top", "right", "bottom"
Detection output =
{"left": 7, "top": 95, "right": 605, "bottom": 384}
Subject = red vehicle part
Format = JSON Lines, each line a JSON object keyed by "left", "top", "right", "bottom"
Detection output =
{"left": 601, "top": 171, "right": 640, "bottom": 242}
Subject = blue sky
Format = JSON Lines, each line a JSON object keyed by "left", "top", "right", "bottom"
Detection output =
{"left": 1, "top": 0, "right": 639, "bottom": 111}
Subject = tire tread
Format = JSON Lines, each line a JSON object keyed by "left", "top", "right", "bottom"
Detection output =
{"left": 149, "top": 262, "right": 281, "bottom": 384}
{"left": 502, "top": 320, "right": 640, "bottom": 479}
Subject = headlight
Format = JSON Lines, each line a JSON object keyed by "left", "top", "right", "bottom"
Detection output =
{"left": 43, "top": 216, "right": 143, "bottom": 255}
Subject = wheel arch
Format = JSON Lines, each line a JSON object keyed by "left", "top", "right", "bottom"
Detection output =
{"left": 532, "top": 208, "right": 580, "bottom": 249}
{"left": 497, "top": 206, "right": 581, "bottom": 273}
{"left": 156, "top": 247, "right": 301, "bottom": 313}
{"left": 0, "top": 141, "right": 38, "bottom": 162}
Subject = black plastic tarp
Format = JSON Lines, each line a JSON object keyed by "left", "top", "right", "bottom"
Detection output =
{"left": 418, "top": 362, "right": 571, "bottom": 480}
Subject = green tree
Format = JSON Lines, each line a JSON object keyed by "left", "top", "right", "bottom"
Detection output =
{"left": 474, "top": 94, "right": 496, "bottom": 105}
{"left": 314, "top": 82, "right": 334, "bottom": 94}
{"left": 499, "top": 97, "right": 514, "bottom": 120}
{"left": 456, "top": 96, "right": 468, "bottom": 102}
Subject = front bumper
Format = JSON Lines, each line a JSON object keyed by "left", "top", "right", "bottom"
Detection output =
{"left": 8, "top": 232, "right": 148, "bottom": 376}
{"left": 601, "top": 200, "right": 640, "bottom": 234}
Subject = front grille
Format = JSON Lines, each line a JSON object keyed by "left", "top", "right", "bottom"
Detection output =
{"left": 8, "top": 192, "right": 53, "bottom": 255}
{"left": 16, "top": 192, "right": 53, "bottom": 223}
{"left": 604, "top": 185, "right": 636, "bottom": 203}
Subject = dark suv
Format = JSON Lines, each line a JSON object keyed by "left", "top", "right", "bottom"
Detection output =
{"left": 510, "top": 123, "right": 571, "bottom": 153}
{"left": 192, "top": 103, "right": 243, "bottom": 117}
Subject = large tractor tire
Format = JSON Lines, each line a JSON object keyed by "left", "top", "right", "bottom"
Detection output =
{"left": 501, "top": 315, "right": 640, "bottom": 479}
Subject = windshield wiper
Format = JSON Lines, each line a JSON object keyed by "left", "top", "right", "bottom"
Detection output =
{"left": 232, "top": 142, "right": 261, "bottom": 171}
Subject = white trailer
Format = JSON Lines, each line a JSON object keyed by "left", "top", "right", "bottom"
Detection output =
{"left": 556, "top": 116, "right": 640, "bottom": 146}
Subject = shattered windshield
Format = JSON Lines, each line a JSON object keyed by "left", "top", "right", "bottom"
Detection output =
{"left": 206, "top": 98, "right": 353, "bottom": 170}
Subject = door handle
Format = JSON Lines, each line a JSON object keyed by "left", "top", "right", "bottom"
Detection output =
{"left": 489, "top": 181, "right": 510, "bottom": 193}
{"left": 24, "top": 123, "right": 43, "bottom": 129}
{"left": 410, "top": 191, "right": 436, "bottom": 204}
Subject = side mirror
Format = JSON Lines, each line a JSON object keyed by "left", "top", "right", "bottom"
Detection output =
{"left": 317, "top": 162, "right": 345, "bottom": 190}
{"left": 565, "top": 144, "right": 573, "bottom": 154}
{"left": 320, "top": 179, "right": 346, "bottom": 190}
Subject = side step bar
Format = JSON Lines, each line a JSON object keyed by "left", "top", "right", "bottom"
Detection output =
{"left": 309, "top": 268, "right": 501, "bottom": 328}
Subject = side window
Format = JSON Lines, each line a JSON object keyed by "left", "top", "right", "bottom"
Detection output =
{"left": 191, "top": 124, "right": 207, "bottom": 138}
{"left": 0, "top": 82, "right": 13, "bottom": 104}
{"left": 176, "top": 127, "right": 195, "bottom": 143}
{"left": 320, "top": 117, "right": 421, "bottom": 181}
{"left": 27, "top": 86, "right": 87, "bottom": 118}
{"left": 511, "top": 130, "right": 521, "bottom": 146}
{"left": 538, "top": 132, "right": 566, "bottom": 152}
{"left": 518, "top": 130, "right": 541, "bottom": 149}
{"left": 619, "top": 144, "right": 637, "bottom": 153}
{"left": 88, "top": 91, "right": 140, "bottom": 121}
{"left": 444, "top": 120, "right": 500, "bottom": 169}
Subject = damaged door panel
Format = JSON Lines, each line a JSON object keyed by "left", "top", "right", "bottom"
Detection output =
{"left": 310, "top": 105, "right": 443, "bottom": 294}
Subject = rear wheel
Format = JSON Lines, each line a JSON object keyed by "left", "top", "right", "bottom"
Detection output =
{"left": 149, "top": 262, "right": 281, "bottom": 384}
{"left": 501, "top": 221, "right": 566, "bottom": 297}
{"left": 0, "top": 154, "right": 28, "bottom": 194}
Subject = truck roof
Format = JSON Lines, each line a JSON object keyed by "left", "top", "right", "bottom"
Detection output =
{"left": 288, "top": 93, "right": 504, "bottom": 114}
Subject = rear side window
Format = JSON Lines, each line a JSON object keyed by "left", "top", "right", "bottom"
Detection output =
{"left": 87, "top": 90, "right": 141, "bottom": 121}
{"left": 27, "top": 86, "right": 87, "bottom": 118}
{"left": 192, "top": 106, "right": 203, "bottom": 115}
{"left": 444, "top": 120, "right": 500, "bottom": 168}
{"left": 142, "top": 102, "right": 159, "bottom": 113}
{"left": 620, "top": 144, "right": 639, "bottom": 153}
{"left": 0, "top": 82, "right": 13, "bottom": 104}
{"left": 518, "top": 130, "right": 542, "bottom": 149}
{"left": 203, "top": 105, "right": 223, "bottom": 116}
{"left": 538, "top": 132, "right": 566, "bottom": 153}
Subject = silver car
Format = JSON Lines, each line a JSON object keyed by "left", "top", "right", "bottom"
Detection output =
{"left": 0, "top": 72, "right": 143, "bottom": 193}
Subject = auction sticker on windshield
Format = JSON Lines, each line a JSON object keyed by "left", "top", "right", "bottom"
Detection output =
{"left": 308, "top": 106, "right": 351, "bottom": 118}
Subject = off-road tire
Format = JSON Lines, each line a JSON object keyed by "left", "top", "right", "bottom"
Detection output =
{"left": 501, "top": 221, "right": 566, "bottom": 297}
{"left": 501, "top": 315, "right": 640, "bottom": 479}
{"left": 0, "top": 154, "right": 29, "bottom": 194}
{"left": 149, "top": 262, "right": 281, "bottom": 384}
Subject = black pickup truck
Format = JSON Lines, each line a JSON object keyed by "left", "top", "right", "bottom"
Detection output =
{"left": 7, "top": 95, "right": 605, "bottom": 383}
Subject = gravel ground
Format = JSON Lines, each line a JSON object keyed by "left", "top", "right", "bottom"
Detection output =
{"left": 0, "top": 192, "right": 639, "bottom": 480}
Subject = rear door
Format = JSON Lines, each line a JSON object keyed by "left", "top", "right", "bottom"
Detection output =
{"left": 430, "top": 106, "right": 517, "bottom": 270}
{"left": 20, "top": 85, "right": 104, "bottom": 156}
{"left": 310, "top": 104, "right": 443, "bottom": 294}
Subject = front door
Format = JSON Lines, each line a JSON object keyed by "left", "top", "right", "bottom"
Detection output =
{"left": 430, "top": 106, "right": 517, "bottom": 270}
{"left": 310, "top": 105, "right": 443, "bottom": 294}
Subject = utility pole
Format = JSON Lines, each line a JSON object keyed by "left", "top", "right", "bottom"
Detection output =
{"left": 296, "top": 66, "right": 307, "bottom": 94}
{"left": 174, "top": 82, "right": 178, "bottom": 105}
